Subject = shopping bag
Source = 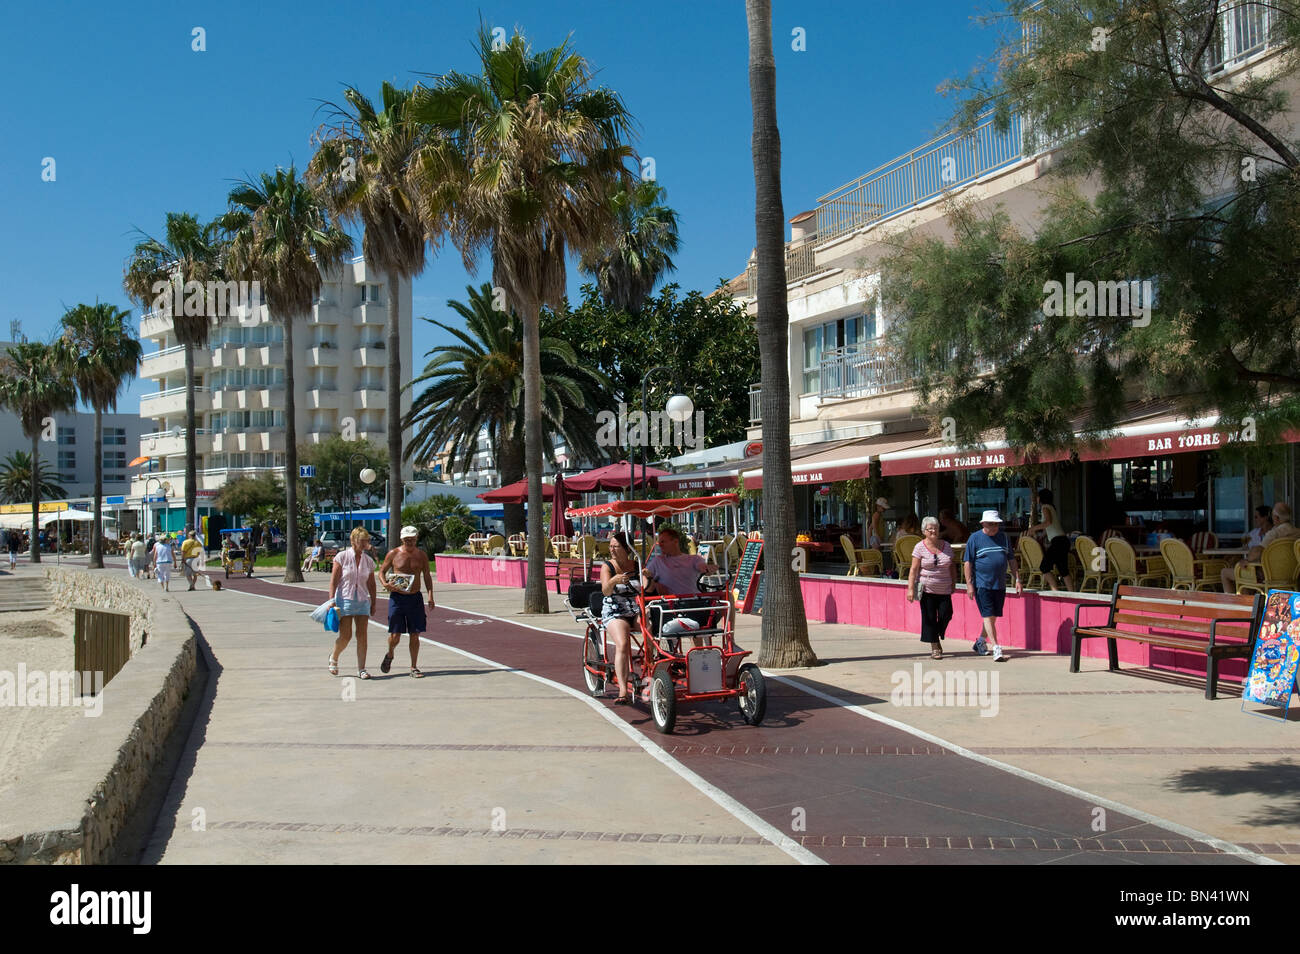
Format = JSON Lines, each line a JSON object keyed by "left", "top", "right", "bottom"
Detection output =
{"left": 325, "top": 606, "right": 340, "bottom": 633}
{"left": 309, "top": 600, "right": 334, "bottom": 625}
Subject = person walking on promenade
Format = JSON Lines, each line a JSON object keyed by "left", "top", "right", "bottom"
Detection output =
{"left": 152, "top": 533, "right": 175, "bottom": 592}
{"left": 328, "top": 527, "right": 378, "bottom": 679}
{"left": 964, "top": 511, "right": 1021, "bottom": 662}
{"left": 1026, "top": 489, "right": 1073, "bottom": 591}
{"left": 908, "top": 516, "right": 958, "bottom": 659}
{"left": 6, "top": 529, "right": 18, "bottom": 571}
{"left": 377, "top": 526, "right": 435, "bottom": 678}
{"left": 181, "top": 530, "right": 206, "bottom": 590}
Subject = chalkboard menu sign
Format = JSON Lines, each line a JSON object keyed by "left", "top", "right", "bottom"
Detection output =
{"left": 751, "top": 571, "right": 767, "bottom": 615}
{"left": 732, "top": 540, "right": 763, "bottom": 612}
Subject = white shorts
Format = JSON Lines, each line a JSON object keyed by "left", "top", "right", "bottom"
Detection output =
{"left": 155, "top": 564, "right": 171, "bottom": 582}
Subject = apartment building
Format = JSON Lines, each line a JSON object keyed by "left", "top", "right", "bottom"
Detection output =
{"left": 130, "top": 256, "right": 413, "bottom": 532}
{"left": 733, "top": 2, "right": 1297, "bottom": 541}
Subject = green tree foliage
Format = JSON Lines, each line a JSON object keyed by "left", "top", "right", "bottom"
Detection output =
{"left": 0, "top": 451, "right": 66, "bottom": 504}
{"left": 214, "top": 473, "right": 283, "bottom": 518}
{"left": 297, "top": 436, "right": 389, "bottom": 512}
{"left": 402, "top": 495, "right": 475, "bottom": 552}
{"left": 882, "top": 0, "right": 1300, "bottom": 455}
{"left": 548, "top": 282, "right": 760, "bottom": 455}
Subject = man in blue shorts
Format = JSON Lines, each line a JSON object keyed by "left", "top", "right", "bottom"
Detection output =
{"left": 964, "top": 510, "right": 1021, "bottom": 662}
{"left": 378, "top": 526, "right": 435, "bottom": 678}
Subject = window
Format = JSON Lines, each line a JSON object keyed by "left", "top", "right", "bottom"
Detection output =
{"left": 800, "top": 312, "right": 876, "bottom": 394}
{"left": 57, "top": 426, "right": 76, "bottom": 445}
{"left": 360, "top": 284, "right": 383, "bottom": 304}
{"left": 58, "top": 450, "right": 76, "bottom": 472}
{"left": 104, "top": 427, "right": 126, "bottom": 446}
{"left": 103, "top": 451, "right": 126, "bottom": 470}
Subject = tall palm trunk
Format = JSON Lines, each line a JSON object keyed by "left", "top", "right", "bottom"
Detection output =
{"left": 91, "top": 406, "right": 104, "bottom": 569}
{"left": 184, "top": 343, "right": 197, "bottom": 534}
{"left": 283, "top": 314, "right": 303, "bottom": 583}
{"left": 29, "top": 431, "right": 40, "bottom": 564}
{"left": 748, "top": 0, "right": 815, "bottom": 668}
{"left": 521, "top": 294, "right": 548, "bottom": 614}
{"left": 498, "top": 432, "right": 524, "bottom": 535}
{"left": 386, "top": 269, "right": 403, "bottom": 544}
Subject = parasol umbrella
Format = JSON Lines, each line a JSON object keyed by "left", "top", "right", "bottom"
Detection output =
{"left": 548, "top": 474, "right": 573, "bottom": 538}
{"left": 476, "top": 479, "right": 555, "bottom": 505}
{"left": 565, "top": 461, "right": 669, "bottom": 493}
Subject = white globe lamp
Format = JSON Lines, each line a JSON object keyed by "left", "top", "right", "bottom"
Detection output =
{"left": 665, "top": 394, "right": 694, "bottom": 423}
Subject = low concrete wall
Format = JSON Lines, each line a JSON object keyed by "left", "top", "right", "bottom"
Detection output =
{"left": 0, "top": 568, "right": 197, "bottom": 864}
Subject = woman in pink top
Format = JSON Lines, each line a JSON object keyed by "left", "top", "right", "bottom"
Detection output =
{"left": 328, "top": 527, "right": 379, "bottom": 678}
{"left": 907, "top": 516, "right": 958, "bottom": 659}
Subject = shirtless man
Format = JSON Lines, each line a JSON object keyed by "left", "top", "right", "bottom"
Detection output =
{"left": 378, "top": 526, "right": 435, "bottom": 677}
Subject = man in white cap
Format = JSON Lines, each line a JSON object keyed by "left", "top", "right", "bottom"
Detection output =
{"left": 963, "top": 511, "right": 1021, "bottom": 662}
{"left": 378, "top": 526, "right": 435, "bottom": 677}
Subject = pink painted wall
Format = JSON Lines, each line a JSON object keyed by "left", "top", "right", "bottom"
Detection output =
{"left": 434, "top": 556, "right": 1250, "bottom": 683}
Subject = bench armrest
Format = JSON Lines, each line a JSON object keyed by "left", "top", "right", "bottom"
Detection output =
{"left": 1073, "top": 599, "right": 1113, "bottom": 630}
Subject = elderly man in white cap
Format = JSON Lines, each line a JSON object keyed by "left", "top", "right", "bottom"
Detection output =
{"left": 377, "top": 525, "right": 436, "bottom": 677}
{"left": 963, "top": 511, "right": 1022, "bottom": 662}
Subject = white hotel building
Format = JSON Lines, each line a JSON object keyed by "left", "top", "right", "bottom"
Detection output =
{"left": 723, "top": 2, "right": 1297, "bottom": 542}
{"left": 131, "top": 256, "right": 413, "bottom": 532}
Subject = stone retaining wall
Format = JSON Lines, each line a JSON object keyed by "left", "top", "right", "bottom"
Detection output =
{"left": 0, "top": 569, "right": 197, "bottom": 864}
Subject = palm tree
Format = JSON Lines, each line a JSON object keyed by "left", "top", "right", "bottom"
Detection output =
{"left": 0, "top": 451, "right": 66, "bottom": 504}
{"left": 403, "top": 283, "right": 609, "bottom": 533}
{"left": 579, "top": 180, "right": 680, "bottom": 314}
{"left": 220, "top": 167, "right": 353, "bottom": 583}
{"left": 59, "top": 303, "right": 143, "bottom": 568}
{"left": 747, "top": 0, "right": 816, "bottom": 667}
{"left": 410, "top": 28, "right": 634, "bottom": 613}
{"left": 309, "top": 82, "right": 438, "bottom": 550}
{"left": 0, "top": 342, "right": 77, "bottom": 563}
{"left": 123, "top": 213, "right": 227, "bottom": 534}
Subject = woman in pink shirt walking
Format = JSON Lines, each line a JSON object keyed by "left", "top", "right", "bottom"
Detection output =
{"left": 328, "top": 527, "right": 379, "bottom": 678}
{"left": 907, "top": 516, "right": 959, "bottom": 659}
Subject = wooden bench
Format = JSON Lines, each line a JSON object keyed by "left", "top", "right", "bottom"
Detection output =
{"left": 543, "top": 558, "right": 598, "bottom": 594}
{"left": 1070, "top": 584, "right": 1262, "bottom": 699}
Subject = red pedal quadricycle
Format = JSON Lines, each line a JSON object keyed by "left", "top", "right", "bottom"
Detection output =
{"left": 565, "top": 494, "right": 766, "bottom": 734}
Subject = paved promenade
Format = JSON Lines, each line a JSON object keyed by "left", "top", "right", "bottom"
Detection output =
{"left": 20, "top": 554, "right": 1300, "bottom": 864}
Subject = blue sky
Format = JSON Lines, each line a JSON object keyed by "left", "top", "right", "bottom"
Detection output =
{"left": 0, "top": 0, "right": 1010, "bottom": 413}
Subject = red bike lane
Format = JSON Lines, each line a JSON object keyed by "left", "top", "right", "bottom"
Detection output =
{"left": 220, "top": 574, "right": 1253, "bottom": 866}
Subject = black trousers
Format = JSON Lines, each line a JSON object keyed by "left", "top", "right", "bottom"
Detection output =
{"left": 918, "top": 592, "right": 954, "bottom": 643}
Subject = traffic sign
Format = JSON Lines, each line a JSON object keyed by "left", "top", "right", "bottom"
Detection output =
{"left": 142, "top": 495, "right": 165, "bottom": 504}
{"left": 299, "top": 465, "right": 316, "bottom": 478}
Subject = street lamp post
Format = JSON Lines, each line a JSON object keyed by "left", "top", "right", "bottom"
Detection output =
{"left": 637, "top": 366, "right": 692, "bottom": 502}
{"left": 346, "top": 453, "right": 377, "bottom": 534}
{"left": 142, "top": 477, "right": 172, "bottom": 538}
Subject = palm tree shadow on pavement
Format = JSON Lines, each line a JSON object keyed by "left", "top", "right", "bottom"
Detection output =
{"left": 1169, "top": 760, "right": 1300, "bottom": 828}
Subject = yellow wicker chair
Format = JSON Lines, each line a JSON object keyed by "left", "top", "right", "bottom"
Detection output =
{"left": 1074, "top": 535, "right": 1114, "bottom": 593}
{"left": 892, "top": 534, "right": 922, "bottom": 576}
{"left": 1235, "top": 538, "right": 1299, "bottom": 596}
{"left": 1105, "top": 537, "right": 1169, "bottom": 588}
{"left": 485, "top": 533, "right": 507, "bottom": 557}
{"left": 840, "top": 534, "right": 883, "bottom": 577}
{"left": 1017, "top": 536, "right": 1046, "bottom": 589}
{"left": 507, "top": 533, "right": 526, "bottom": 557}
{"left": 1159, "top": 538, "right": 1225, "bottom": 592}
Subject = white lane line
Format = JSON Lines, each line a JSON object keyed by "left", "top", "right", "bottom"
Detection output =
{"left": 764, "top": 672, "right": 1279, "bottom": 866}
{"left": 223, "top": 586, "right": 821, "bottom": 865}
{"left": 437, "top": 602, "right": 1279, "bottom": 866}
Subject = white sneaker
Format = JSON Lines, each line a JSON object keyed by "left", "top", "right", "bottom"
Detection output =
{"left": 993, "top": 644, "right": 1007, "bottom": 662}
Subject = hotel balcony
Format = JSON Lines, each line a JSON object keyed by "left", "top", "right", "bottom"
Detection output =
{"left": 141, "top": 344, "right": 210, "bottom": 379}
{"left": 353, "top": 344, "right": 388, "bottom": 366}
{"left": 211, "top": 430, "right": 287, "bottom": 454}
{"left": 310, "top": 303, "right": 338, "bottom": 324}
{"left": 352, "top": 386, "right": 386, "bottom": 409}
{"left": 140, "top": 386, "right": 211, "bottom": 418}
{"left": 139, "top": 428, "right": 213, "bottom": 458}
{"left": 304, "top": 387, "right": 340, "bottom": 409}
{"left": 307, "top": 345, "right": 341, "bottom": 367}
{"left": 211, "top": 344, "right": 284, "bottom": 369}
{"left": 210, "top": 386, "right": 286, "bottom": 411}
{"left": 354, "top": 303, "right": 385, "bottom": 325}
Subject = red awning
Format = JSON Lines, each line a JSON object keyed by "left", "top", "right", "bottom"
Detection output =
{"left": 476, "top": 479, "right": 555, "bottom": 504}
{"left": 880, "top": 442, "right": 1072, "bottom": 477}
{"left": 745, "top": 433, "right": 932, "bottom": 488}
{"left": 566, "top": 494, "right": 739, "bottom": 519}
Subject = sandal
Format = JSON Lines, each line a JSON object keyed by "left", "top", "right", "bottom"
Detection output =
{"left": 931, "top": 647, "right": 943, "bottom": 660}
{"left": 613, "top": 695, "right": 632, "bottom": 706}
{"left": 410, "top": 668, "right": 424, "bottom": 678}
{"left": 328, "top": 657, "right": 339, "bottom": 676}
{"left": 358, "top": 669, "right": 371, "bottom": 680}
{"left": 380, "top": 652, "right": 394, "bottom": 674}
